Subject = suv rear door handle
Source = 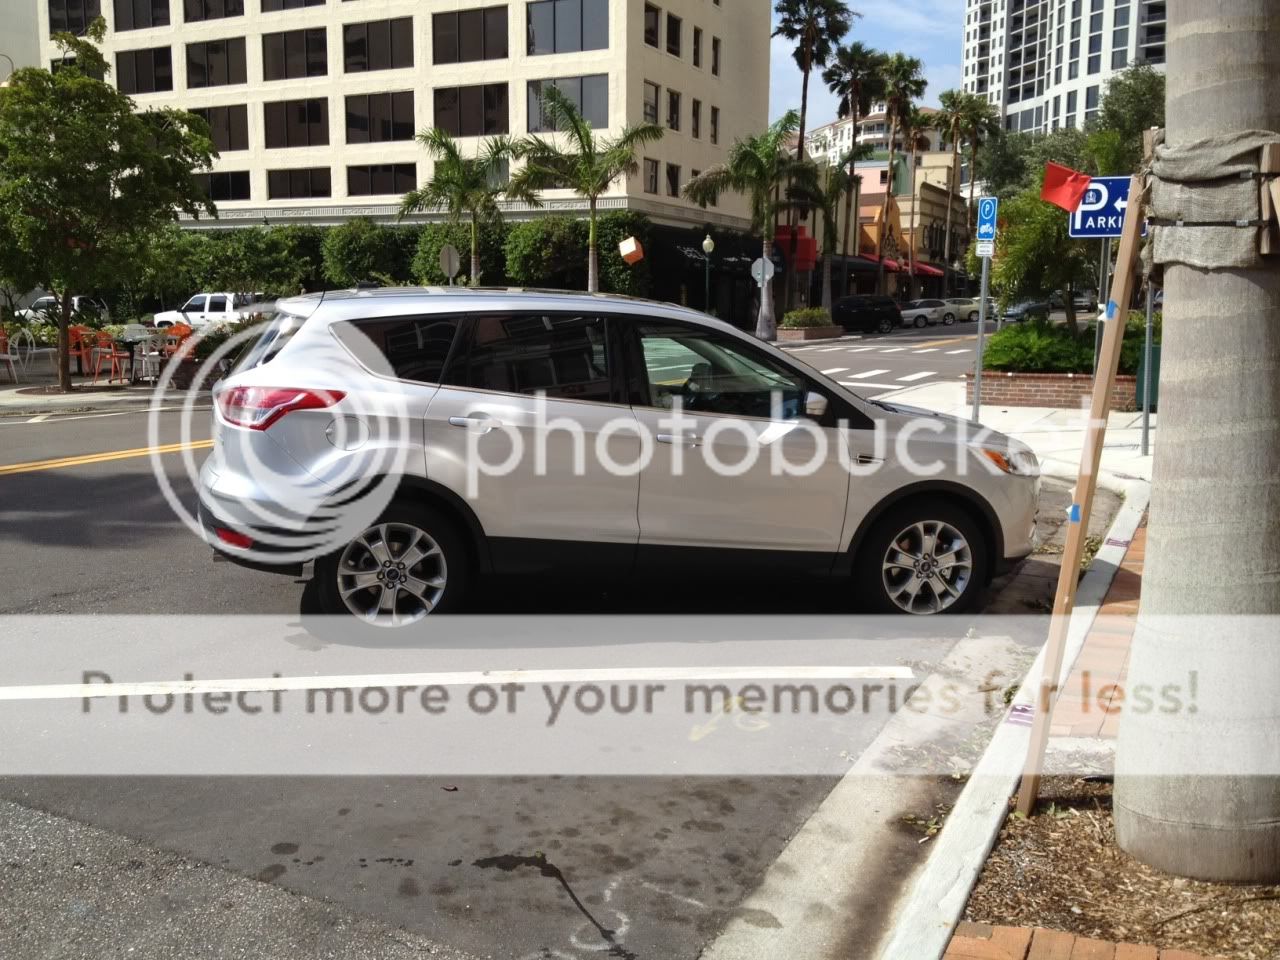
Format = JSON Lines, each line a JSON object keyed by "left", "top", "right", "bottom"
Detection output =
{"left": 656, "top": 433, "right": 700, "bottom": 446}
{"left": 448, "top": 416, "right": 502, "bottom": 434}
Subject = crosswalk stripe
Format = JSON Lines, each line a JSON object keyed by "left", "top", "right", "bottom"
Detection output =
{"left": 878, "top": 347, "right": 905, "bottom": 353}
{"left": 896, "top": 371, "right": 934, "bottom": 382}
{"left": 840, "top": 382, "right": 899, "bottom": 390}
{"left": 845, "top": 346, "right": 876, "bottom": 352}
{"left": 846, "top": 368, "right": 890, "bottom": 379}
{"left": 817, "top": 346, "right": 845, "bottom": 352}
{"left": 821, "top": 367, "right": 848, "bottom": 374}
{"left": 912, "top": 348, "right": 939, "bottom": 354}
{"left": 946, "top": 348, "right": 970, "bottom": 355}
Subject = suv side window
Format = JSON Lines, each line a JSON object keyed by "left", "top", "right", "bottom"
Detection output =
{"left": 448, "top": 313, "right": 614, "bottom": 402}
{"left": 632, "top": 320, "right": 807, "bottom": 419}
{"left": 333, "top": 315, "right": 463, "bottom": 383}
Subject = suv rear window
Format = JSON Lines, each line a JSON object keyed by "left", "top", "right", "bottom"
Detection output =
{"left": 232, "top": 308, "right": 308, "bottom": 372}
{"left": 333, "top": 315, "right": 463, "bottom": 383}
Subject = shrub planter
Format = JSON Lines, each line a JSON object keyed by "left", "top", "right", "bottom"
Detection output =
{"left": 966, "top": 371, "right": 1137, "bottom": 411}
{"left": 776, "top": 325, "right": 844, "bottom": 341}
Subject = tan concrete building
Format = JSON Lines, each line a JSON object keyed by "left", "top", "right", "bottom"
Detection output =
{"left": 34, "top": 0, "right": 769, "bottom": 232}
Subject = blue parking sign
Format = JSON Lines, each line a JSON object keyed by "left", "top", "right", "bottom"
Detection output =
{"left": 976, "top": 197, "right": 998, "bottom": 242}
{"left": 1069, "top": 176, "right": 1145, "bottom": 238}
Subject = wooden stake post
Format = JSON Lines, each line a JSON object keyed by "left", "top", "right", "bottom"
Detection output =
{"left": 1015, "top": 173, "right": 1147, "bottom": 816}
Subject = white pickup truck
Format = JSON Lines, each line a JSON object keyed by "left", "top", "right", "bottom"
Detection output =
{"left": 153, "top": 292, "right": 261, "bottom": 328}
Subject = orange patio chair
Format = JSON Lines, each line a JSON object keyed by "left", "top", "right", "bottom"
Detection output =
{"left": 68, "top": 325, "right": 95, "bottom": 375}
{"left": 163, "top": 322, "right": 194, "bottom": 360}
{"left": 0, "top": 330, "right": 19, "bottom": 383}
{"left": 92, "top": 330, "right": 131, "bottom": 384}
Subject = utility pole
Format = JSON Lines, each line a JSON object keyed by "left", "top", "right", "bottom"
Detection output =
{"left": 1114, "top": 0, "right": 1280, "bottom": 882}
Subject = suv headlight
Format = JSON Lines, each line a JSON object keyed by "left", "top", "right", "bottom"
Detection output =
{"left": 974, "top": 444, "right": 1040, "bottom": 477}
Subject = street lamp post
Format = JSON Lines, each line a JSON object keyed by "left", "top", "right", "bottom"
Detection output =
{"left": 702, "top": 234, "right": 715, "bottom": 313}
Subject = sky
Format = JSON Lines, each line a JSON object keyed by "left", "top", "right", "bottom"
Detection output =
{"left": 768, "top": 0, "right": 964, "bottom": 124}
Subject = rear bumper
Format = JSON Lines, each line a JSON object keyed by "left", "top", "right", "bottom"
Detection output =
{"left": 197, "top": 496, "right": 306, "bottom": 577}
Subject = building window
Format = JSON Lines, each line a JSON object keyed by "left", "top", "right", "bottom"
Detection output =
{"left": 51, "top": 55, "right": 105, "bottom": 78}
{"left": 665, "top": 12, "right": 680, "bottom": 56}
{"left": 526, "top": 0, "right": 608, "bottom": 55}
{"left": 263, "top": 97, "right": 329, "bottom": 148}
{"left": 345, "top": 18, "right": 413, "bottom": 72}
{"left": 262, "top": 28, "right": 327, "bottom": 81}
{"left": 665, "top": 162, "right": 679, "bottom": 198}
{"left": 643, "top": 3, "right": 659, "bottom": 47}
{"left": 711, "top": 35, "right": 720, "bottom": 75}
{"left": 710, "top": 105, "right": 719, "bottom": 144}
{"left": 691, "top": 98, "right": 700, "bottom": 138}
{"left": 433, "top": 7, "right": 506, "bottom": 64}
{"left": 346, "top": 91, "right": 414, "bottom": 143}
{"left": 261, "top": 0, "right": 321, "bottom": 10}
{"left": 194, "top": 170, "right": 250, "bottom": 201}
{"left": 347, "top": 163, "right": 416, "bottom": 196}
{"left": 433, "top": 84, "right": 509, "bottom": 137}
{"left": 643, "top": 158, "right": 658, "bottom": 194}
{"left": 692, "top": 26, "right": 702, "bottom": 67}
{"left": 643, "top": 80, "right": 659, "bottom": 124}
{"left": 183, "top": 0, "right": 241, "bottom": 21}
{"left": 666, "top": 89, "right": 680, "bottom": 131}
{"left": 49, "top": 0, "right": 100, "bottom": 36}
{"left": 527, "top": 75, "right": 607, "bottom": 131}
{"left": 267, "top": 167, "right": 331, "bottom": 199}
{"left": 186, "top": 38, "right": 247, "bottom": 88}
{"left": 115, "top": 47, "right": 173, "bottom": 93}
{"left": 114, "top": 0, "right": 169, "bottom": 31}
{"left": 190, "top": 104, "right": 248, "bottom": 151}
{"left": 1085, "top": 84, "right": 1100, "bottom": 109}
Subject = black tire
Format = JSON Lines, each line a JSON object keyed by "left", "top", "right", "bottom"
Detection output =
{"left": 913, "top": 315, "right": 927, "bottom": 329}
{"left": 968, "top": 311, "right": 979, "bottom": 323}
{"left": 854, "top": 501, "right": 990, "bottom": 615}
{"left": 315, "top": 500, "right": 471, "bottom": 621}
{"left": 878, "top": 316, "right": 896, "bottom": 334}
{"left": 942, "top": 312, "right": 956, "bottom": 326}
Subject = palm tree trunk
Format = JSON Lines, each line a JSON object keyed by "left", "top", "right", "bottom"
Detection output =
{"left": 57, "top": 289, "right": 72, "bottom": 393}
{"left": 877, "top": 116, "right": 899, "bottom": 295}
{"left": 785, "top": 46, "right": 813, "bottom": 312}
{"left": 469, "top": 212, "right": 480, "bottom": 286}
{"left": 967, "top": 133, "right": 979, "bottom": 236}
{"left": 587, "top": 197, "right": 599, "bottom": 293}
{"left": 756, "top": 234, "right": 776, "bottom": 340}
{"left": 906, "top": 140, "right": 918, "bottom": 298}
{"left": 841, "top": 103, "right": 862, "bottom": 295}
{"left": 1113, "top": 0, "right": 1280, "bottom": 883}
{"left": 821, "top": 253, "right": 833, "bottom": 314}
{"left": 942, "top": 128, "right": 960, "bottom": 295}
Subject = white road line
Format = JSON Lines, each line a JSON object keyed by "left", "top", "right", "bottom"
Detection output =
{"left": 845, "top": 346, "right": 876, "bottom": 353}
{"left": 817, "top": 346, "right": 845, "bottom": 352}
{"left": 911, "top": 348, "right": 939, "bottom": 354}
{"left": 25, "top": 414, "right": 50, "bottom": 423}
{"left": 896, "top": 371, "right": 935, "bottom": 382}
{"left": 0, "top": 664, "right": 914, "bottom": 702}
{"left": 846, "top": 369, "right": 890, "bottom": 379}
{"left": 946, "top": 349, "right": 971, "bottom": 355}
{"left": 840, "top": 382, "right": 900, "bottom": 391}
{"left": 821, "top": 367, "right": 849, "bottom": 375}
{"left": 878, "top": 347, "right": 906, "bottom": 353}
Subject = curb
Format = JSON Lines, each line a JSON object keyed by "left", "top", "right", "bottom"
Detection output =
{"left": 871, "top": 473, "right": 1152, "bottom": 960}
{"left": 0, "top": 394, "right": 212, "bottom": 419}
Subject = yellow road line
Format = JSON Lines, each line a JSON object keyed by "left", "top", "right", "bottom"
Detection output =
{"left": 0, "top": 440, "right": 213, "bottom": 476}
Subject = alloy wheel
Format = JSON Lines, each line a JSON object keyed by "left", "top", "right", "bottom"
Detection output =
{"left": 335, "top": 522, "right": 448, "bottom": 624}
{"left": 880, "top": 520, "right": 973, "bottom": 614}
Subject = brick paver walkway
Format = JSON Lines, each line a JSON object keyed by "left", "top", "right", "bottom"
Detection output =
{"left": 945, "top": 922, "right": 1220, "bottom": 959}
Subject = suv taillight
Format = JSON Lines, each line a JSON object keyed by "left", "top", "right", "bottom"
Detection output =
{"left": 216, "top": 386, "right": 346, "bottom": 430}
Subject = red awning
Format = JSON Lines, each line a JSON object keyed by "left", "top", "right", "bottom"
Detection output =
{"left": 911, "top": 262, "right": 945, "bottom": 277}
{"left": 859, "top": 254, "right": 900, "bottom": 272}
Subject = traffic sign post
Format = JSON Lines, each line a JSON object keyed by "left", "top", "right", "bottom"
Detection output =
{"left": 750, "top": 257, "right": 776, "bottom": 287}
{"left": 439, "top": 244, "right": 461, "bottom": 285}
{"left": 972, "top": 197, "right": 998, "bottom": 422}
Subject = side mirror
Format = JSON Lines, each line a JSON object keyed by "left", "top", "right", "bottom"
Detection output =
{"left": 805, "top": 391, "right": 829, "bottom": 419}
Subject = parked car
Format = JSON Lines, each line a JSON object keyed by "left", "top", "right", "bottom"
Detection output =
{"left": 15, "top": 295, "right": 109, "bottom": 323}
{"left": 943, "top": 298, "right": 983, "bottom": 323}
{"left": 899, "top": 299, "right": 950, "bottom": 328}
{"left": 1001, "top": 299, "right": 1052, "bottom": 323}
{"left": 198, "top": 288, "right": 1039, "bottom": 623}
{"left": 154, "top": 292, "right": 258, "bottom": 329}
{"left": 832, "top": 295, "right": 901, "bottom": 334}
{"left": 1049, "top": 290, "right": 1098, "bottom": 312}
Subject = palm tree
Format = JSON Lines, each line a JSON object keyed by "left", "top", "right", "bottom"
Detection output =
{"left": 960, "top": 94, "right": 1001, "bottom": 237}
{"left": 823, "top": 42, "right": 888, "bottom": 268}
{"left": 790, "top": 164, "right": 851, "bottom": 313}
{"left": 933, "top": 88, "right": 970, "bottom": 294}
{"left": 874, "top": 53, "right": 927, "bottom": 294}
{"left": 684, "top": 110, "right": 817, "bottom": 340}
{"left": 772, "top": 0, "right": 856, "bottom": 161}
{"left": 898, "top": 104, "right": 931, "bottom": 298}
{"left": 399, "top": 130, "right": 524, "bottom": 285}
{"left": 509, "top": 86, "right": 663, "bottom": 292}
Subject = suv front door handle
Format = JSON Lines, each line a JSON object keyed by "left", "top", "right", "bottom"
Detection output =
{"left": 656, "top": 433, "right": 700, "bottom": 446}
{"left": 448, "top": 416, "right": 502, "bottom": 434}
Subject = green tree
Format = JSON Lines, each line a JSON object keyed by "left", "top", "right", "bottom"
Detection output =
{"left": 934, "top": 89, "right": 993, "bottom": 289}
{"left": 322, "top": 217, "right": 395, "bottom": 287}
{"left": 791, "top": 163, "right": 851, "bottom": 312}
{"left": 1095, "top": 62, "right": 1165, "bottom": 170}
{"left": 400, "top": 131, "right": 528, "bottom": 285}
{"left": 413, "top": 221, "right": 508, "bottom": 286}
{"left": 684, "top": 110, "right": 817, "bottom": 339}
{"left": 773, "top": 0, "right": 855, "bottom": 162}
{"left": 0, "top": 19, "right": 215, "bottom": 390}
{"left": 823, "top": 41, "right": 887, "bottom": 275}
{"left": 206, "top": 227, "right": 306, "bottom": 296}
{"left": 874, "top": 53, "right": 927, "bottom": 293}
{"left": 958, "top": 92, "right": 1002, "bottom": 237}
{"left": 275, "top": 224, "right": 327, "bottom": 292}
{"left": 504, "top": 216, "right": 588, "bottom": 290}
{"left": 990, "top": 185, "right": 1094, "bottom": 333}
{"left": 898, "top": 103, "right": 931, "bottom": 294}
{"left": 510, "top": 87, "right": 663, "bottom": 293}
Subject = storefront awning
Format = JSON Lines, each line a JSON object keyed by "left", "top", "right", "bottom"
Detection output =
{"left": 910, "top": 262, "right": 945, "bottom": 277}
{"left": 859, "top": 254, "right": 900, "bottom": 272}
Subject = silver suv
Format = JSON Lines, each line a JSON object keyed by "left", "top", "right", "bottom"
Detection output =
{"left": 197, "top": 288, "right": 1038, "bottom": 622}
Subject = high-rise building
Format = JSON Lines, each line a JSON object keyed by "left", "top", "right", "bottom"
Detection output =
{"left": 33, "top": 0, "right": 768, "bottom": 232}
{"left": 806, "top": 104, "right": 953, "bottom": 168}
{"left": 961, "top": 0, "right": 1165, "bottom": 133}
{"left": 3, "top": 0, "right": 42, "bottom": 79}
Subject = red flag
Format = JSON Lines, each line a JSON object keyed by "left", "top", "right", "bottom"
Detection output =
{"left": 1040, "top": 162, "right": 1092, "bottom": 212}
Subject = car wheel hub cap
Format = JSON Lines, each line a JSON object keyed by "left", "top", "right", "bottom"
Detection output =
{"left": 881, "top": 520, "right": 973, "bottom": 615}
{"left": 336, "top": 522, "right": 448, "bottom": 625}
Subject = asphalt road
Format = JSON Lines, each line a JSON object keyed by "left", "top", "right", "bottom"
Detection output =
{"left": 0, "top": 347, "right": 1045, "bottom": 959}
